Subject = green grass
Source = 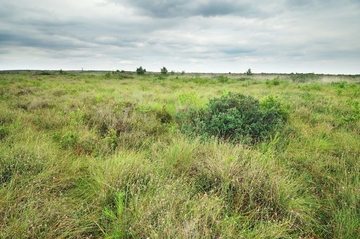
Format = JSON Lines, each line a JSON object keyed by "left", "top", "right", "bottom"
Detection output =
{"left": 0, "top": 71, "right": 359, "bottom": 238}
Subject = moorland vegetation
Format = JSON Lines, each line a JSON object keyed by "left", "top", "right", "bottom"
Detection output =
{"left": 0, "top": 71, "right": 359, "bottom": 238}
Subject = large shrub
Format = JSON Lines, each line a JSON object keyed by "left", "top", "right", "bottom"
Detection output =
{"left": 176, "top": 93, "right": 288, "bottom": 144}
{"left": 160, "top": 67, "right": 168, "bottom": 75}
{"left": 136, "top": 66, "right": 146, "bottom": 75}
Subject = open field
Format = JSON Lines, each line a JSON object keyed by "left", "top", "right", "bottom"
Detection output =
{"left": 0, "top": 71, "right": 359, "bottom": 238}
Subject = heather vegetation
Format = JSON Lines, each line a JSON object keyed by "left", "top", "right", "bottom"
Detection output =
{"left": 0, "top": 71, "right": 359, "bottom": 238}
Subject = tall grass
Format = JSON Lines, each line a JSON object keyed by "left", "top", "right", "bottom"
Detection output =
{"left": 0, "top": 72, "right": 359, "bottom": 238}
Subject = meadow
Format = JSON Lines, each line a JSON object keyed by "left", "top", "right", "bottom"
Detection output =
{"left": 0, "top": 71, "right": 359, "bottom": 238}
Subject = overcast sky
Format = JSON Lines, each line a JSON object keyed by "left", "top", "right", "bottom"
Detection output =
{"left": 1, "top": 0, "right": 359, "bottom": 74}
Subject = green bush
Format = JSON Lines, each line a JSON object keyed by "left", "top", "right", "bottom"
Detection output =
{"left": 161, "top": 67, "right": 168, "bottom": 75}
{"left": 60, "top": 132, "right": 79, "bottom": 149}
{"left": 136, "top": 66, "right": 146, "bottom": 75}
{"left": 176, "top": 93, "right": 288, "bottom": 144}
{"left": 218, "top": 75, "right": 229, "bottom": 83}
{"left": 246, "top": 68, "right": 253, "bottom": 75}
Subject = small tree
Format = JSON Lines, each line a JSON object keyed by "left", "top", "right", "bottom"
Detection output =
{"left": 246, "top": 68, "right": 253, "bottom": 75}
{"left": 161, "top": 67, "right": 168, "bottom": 75}
{"left": 136, "top": 66, "right": 146, "bottom": 75}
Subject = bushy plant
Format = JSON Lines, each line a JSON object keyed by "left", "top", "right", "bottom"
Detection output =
{"left": 136, "top": 66, "right": 146, "bottom": 75}
{"left": 176, "top": 93, "right": 288, "bottom": 144}
{"left": 218, "top": 75, "right": 229, "bottom": 83}
{"left": 161, "top": 67, "right": 168, "bottom": 75}
{"left": 246, "top": 68, "right": 253, "bottom": 75}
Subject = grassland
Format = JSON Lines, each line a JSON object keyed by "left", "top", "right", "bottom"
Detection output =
{"left": 0, "top": 71, "right": 359, "bottom": 238}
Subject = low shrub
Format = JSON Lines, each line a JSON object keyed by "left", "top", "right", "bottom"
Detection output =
{"left": 136, "top": 66, "right": 146, "bottom": 75}
{"left": 218, "top": 75, "right": 229, "bottom": 83}
{"left": 176, "top": 93, "right": 288, "bottom": 144}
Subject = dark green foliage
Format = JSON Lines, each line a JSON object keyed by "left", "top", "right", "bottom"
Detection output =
{"left": 37, "top": 71, "right": 52, "bottom": 75}
{"left": 155, "top": 107, "right": 172, "bottom": 124}
{"left": 246, "top": 68, "right": 253, "bottom": 75}
{"left": 176, "top": 93, "right": 288, "bottom": 144}
{"left": 161, "top": 67, "right": 168, "bottom": 75}
{"left": 136, "top": 66, "right": 146, "bottom": 75}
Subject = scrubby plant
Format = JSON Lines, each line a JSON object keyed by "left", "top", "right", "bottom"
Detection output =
{"left": 218, "top": 75, "right": 229, "bottom": 83}
{"left": 176, "top": 93, "right": 288, "bottom": 144}
{"left": 136, "top": 66, "right": 146, "bottom": 75}
{"left": 161, "top": 66, "right": 168, "bottom": 75}
{"left": 266, "top": 77, "right": 281, "bottom": 86}
{"left": 246, "top": 68, "right": 253, "bottom": 75}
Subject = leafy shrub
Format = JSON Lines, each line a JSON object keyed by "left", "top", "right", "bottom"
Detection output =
{"left": 60, "top": 132, "right": 78, "bottom": 149}
{"left": 104, "top": 72, "right": 111, "bottom": 78}
{"left": 136, "top": 66, "right": 146, "bottom": 75}
{"left": 246, "top": 68, "right": 253, "bottom": 75}
{"left": 266, "top": 77, "right": 281, "bottom": 86}
{"left": 218, "top": 75, "right": 229, "bottom": 83}
{"left": 176, "top": 93, "right": 288, "bottom": 144}
{"left": 161, "top": 67, "right": 168, "bottom": 75}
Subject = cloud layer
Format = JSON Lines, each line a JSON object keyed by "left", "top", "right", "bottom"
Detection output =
{"left": 0, "top": 0, "right": 359, "bottom": 73}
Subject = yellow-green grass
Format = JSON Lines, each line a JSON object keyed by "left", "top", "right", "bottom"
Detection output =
{"left": 0, "top": 71, "right": 359, "bottom": 238}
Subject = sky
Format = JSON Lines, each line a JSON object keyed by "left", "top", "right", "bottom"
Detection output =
{"left": 0, "top": 0, "right": 359, "bottom": 74}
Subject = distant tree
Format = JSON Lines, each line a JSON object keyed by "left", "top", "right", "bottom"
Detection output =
{"left": 161, "top": 67, "right": 168, "bottom": 75}
{"left": 246, "top": 68, "right": 253, "bottom": 75}
{"left": 136, "top": 66, "right": 146, "bottom": 75}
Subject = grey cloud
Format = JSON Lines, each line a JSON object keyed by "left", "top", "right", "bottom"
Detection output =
{"left": 111, "top": 0, "right": 267, "bottom": 18}
{"left": 221, "top": 48, "right": 255, "bottom": 55}
{"left": 1, "top": 0, "right": 359, "bottom": 73}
